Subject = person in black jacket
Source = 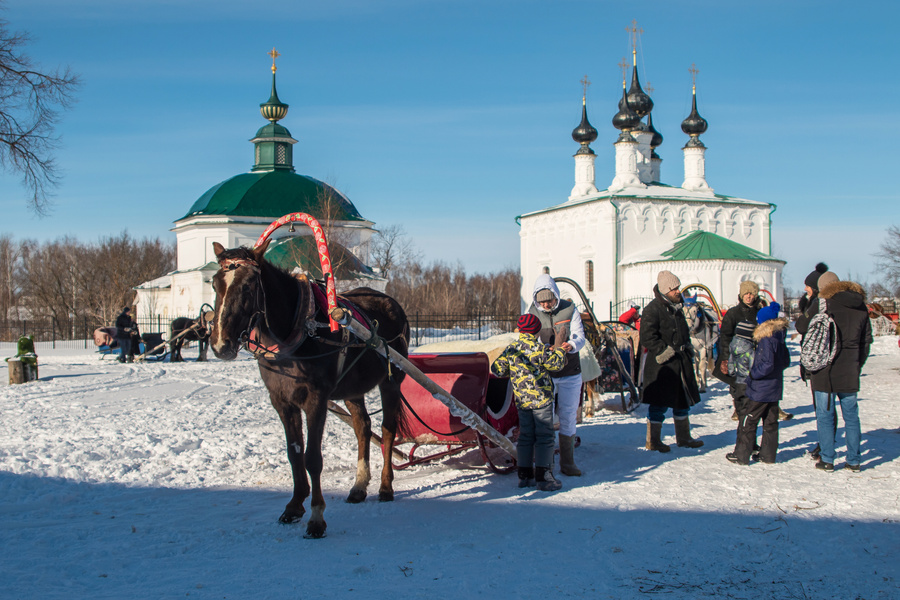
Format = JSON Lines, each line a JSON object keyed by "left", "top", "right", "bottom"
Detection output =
{"left": 795, "top": 262, "right": 830, "bottom": 458}
{"left": 809, "top": 272, "right": 873, "bottom": 472}
{"left": 640, "top": 271, "right": 703, "bottom": 453}
{"left": 726, "top": 303, "right": 791, "bottom": 465}
{"left": 115, "top": 306, "right": 137, "bottom": 363}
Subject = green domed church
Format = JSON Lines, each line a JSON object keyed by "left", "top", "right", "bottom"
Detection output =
{"left": 135, "top": 53, "right": 383, "bottom": 319}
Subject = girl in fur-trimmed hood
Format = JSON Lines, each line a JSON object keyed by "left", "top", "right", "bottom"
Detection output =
{"left": 727, "top": 303, "right": 791, "bottom": 466}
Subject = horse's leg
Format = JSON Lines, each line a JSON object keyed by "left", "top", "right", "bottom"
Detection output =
{"left": 172, "top": 338, "right": 183, "bottom": 362}
{"left": 302, "top": 397, "right": 328, "bottom": 538}
{"left": 377, "top": 380, "right": 403, "bottom": 502}
{"left": 696, "top": 345, "right": 708, "bottom": 392}
{"left": 197, "top": 337, "right": 208, "bottom": 362}
{"left": 272, "top": 400, "right": 310, "bottom": 526}
{"left": 342, "top": 397, "right": 372, "bottom": 504}
{"left": 583, "top": 381, "right": 594, "bottom": 418}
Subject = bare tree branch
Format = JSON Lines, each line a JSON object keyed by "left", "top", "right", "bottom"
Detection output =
{"left": 0, "top": 7, "right": 80, "bottom": 215}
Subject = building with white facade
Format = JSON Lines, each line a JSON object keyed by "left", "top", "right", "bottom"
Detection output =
{"left": 518, "top": 53, "right": 784, "bottom": 318}
{"left": 135, "top": 59, "right": 383, "bottom": 320}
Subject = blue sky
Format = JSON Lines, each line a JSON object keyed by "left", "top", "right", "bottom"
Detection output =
{"left": 3, "top": 0, "right": 899, "bottom": 292}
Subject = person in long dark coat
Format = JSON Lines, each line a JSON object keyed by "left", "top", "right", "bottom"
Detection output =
{"left": 115, "top": 306, "right": 136, "bottom": 363}
{"left": 795, "top": 262, "right": 830, "bottom": 458}
{"left": 639, "top": 270, "right": 703, "bottom": 453}
{"left": 809, "top": 272, "right": 873, "bottom": 472}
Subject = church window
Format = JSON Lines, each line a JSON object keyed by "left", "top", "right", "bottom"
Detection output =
{"left": 585, "top": 260, "right": 594, "bottom": 292}
{"left": 276, "top": 144, "right": 286, "bottom": 164}
{"left": 255, "top": 146, "right": 260, "bottom": 164}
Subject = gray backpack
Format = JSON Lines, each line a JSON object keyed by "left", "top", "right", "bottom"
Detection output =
{"left": 800, "top": 310, "right": 837, "bottom": 373}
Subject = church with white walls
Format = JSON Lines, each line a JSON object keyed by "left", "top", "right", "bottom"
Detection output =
{"left": 518, "top": 51, "right": 784, "bottom": 318}
{"left": 134, "top": 55, "right": 384, "bottom": 321}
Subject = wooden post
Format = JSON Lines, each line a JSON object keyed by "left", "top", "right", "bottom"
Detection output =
{"left": 8, "top": 358, "right": 25, "bottom": 384}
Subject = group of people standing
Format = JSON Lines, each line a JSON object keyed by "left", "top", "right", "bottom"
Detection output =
{"left": 493, "top": 264, "right": 873, "bottom": 492}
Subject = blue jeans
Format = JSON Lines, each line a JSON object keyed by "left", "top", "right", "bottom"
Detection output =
{"left": 648, "top": 405, "right": 690, "bottom": 424}
{"left": 813, "top": 391, "right": 861, "bottom": 465}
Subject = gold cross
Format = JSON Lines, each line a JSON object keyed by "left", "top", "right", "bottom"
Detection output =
{"left": 626, "top": 20, "right": 643, "bottom": 53}
{"left": 268, "top": 47, "right": 281, "bottom": 73}
{"left": 580, "top": 75, "right": 591, "bottom": 100}
{"left": 689, "top": 63, "right": 699, "bottom": 86}
{"left": 646, "top": 81, "right": 654, "bottom": 96}
{"left": 618, "top": 57, "right": 629, "bottom": 85}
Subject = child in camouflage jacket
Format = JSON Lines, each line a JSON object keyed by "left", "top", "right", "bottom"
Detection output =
{"left": 491, "top": 314, "right": 566, "bottom": 491}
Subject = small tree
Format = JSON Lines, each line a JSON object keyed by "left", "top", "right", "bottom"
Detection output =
{"left": 369, "top": 224, "right": 420, "bottom": 279}
{"left": 0, "top": 8, "right": 80, "bottom": 215}
{"left": 875, "top": 225, "right": 900, "bottom": 296}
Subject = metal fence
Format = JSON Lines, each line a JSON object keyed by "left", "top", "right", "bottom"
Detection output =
{"left": 0, "top": 315, "right": 195, "bottom": 349}
{"left": 1, "top": 313, "right": 520, "bottom": 351}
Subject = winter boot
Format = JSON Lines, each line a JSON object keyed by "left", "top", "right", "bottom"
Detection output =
{"left": 777, "top": 407, "right": 794, "bottom": 421}
{"left": 645, "top": 421, "right": 670, "bottom": 453}
{"left": 517, "top": 467, "right": 535, "bottom": 488}
{"left": 535, "top": 467, "right": 562, "bottom": 492}
{"left": 559, "top": 434, "right": 582, "bottom": 476}
{"left": 674, "top": 416, "right": 704, "bottom": 448}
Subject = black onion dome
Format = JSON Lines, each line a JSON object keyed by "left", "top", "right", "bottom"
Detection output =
{"left": 613, "top": 85, "right": 640, "bottom": 131}
{"left": 647, "top": 112, "right": 663, "bottom": 148}
{"left": 626, "top": 67, "right": 653, "bottom": 118}
{"left": 681, "top": 90, "right": 708, "bottom": 136}
{"left": 572, "top": 101, "right": 598, "bottom": 153}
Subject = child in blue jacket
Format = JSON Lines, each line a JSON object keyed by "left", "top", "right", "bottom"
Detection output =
{"left": 727, "top": 302, "right": 791, "bottom": 465}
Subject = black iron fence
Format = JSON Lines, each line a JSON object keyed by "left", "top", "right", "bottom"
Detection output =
{"left": 1, "top": 312, "right": 520, "bottom": 351}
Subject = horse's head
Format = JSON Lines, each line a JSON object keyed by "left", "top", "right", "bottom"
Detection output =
{"left": 209, "top": 240, "right": 269, "bottom": 360}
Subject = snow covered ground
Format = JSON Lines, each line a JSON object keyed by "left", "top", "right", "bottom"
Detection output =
{"left": 1, "top": 336, "right": 898, "bottom": 599}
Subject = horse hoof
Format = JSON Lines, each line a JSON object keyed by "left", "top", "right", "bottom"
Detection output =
{"left": 304, "top": 522, "right": 327, "bottom": 539}
{"left": 278, "top": 511, "right": 303, "bottom": 525}
{"left": 378, "top": 491, "right": 394, "bottom": 502}
{"left": 346, "top": 489, "right": 367, "bottom": 504}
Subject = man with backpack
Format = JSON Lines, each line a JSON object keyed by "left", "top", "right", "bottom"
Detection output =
{"left": 795, "top": 262, "right": 831, "bottom": 459}
{"left": 803, "top": 271, "right": 873, "bottom": 472}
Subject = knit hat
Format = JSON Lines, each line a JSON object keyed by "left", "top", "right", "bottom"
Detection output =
{"left": 535, "top": 288, "right": 555, "bottom": 303}
{"left": 657, "top": 270, "right": 681, "bottom": 294}
{"left": 517, "top": 314, "right": 542, "bottom": 335}
{"left": 739, "top": 280, "right": 760, "bottom": 297}
{"left": 817, "top": 271, "right": 839, "bottom": 290}
{"left": 756, "top": 302, "right": 781, "bottom": 324}
{"left": 804, "top": 262, "right": 829, "bottom": 290}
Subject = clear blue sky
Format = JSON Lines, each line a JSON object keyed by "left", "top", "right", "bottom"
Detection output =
{"left": 4, "top": 0, "right": 899, "bottom": 293}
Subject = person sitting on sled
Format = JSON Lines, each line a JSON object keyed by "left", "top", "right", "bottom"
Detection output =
{"left": 491, "top": 314, "right": 566, "bottom": 491}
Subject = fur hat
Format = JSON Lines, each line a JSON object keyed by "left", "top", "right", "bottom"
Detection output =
{"left": 804, "top": 262, "right": 829, "bottom": 290}
{"left": 817, "top": 271, "right": 839, "bottom": 290}
{"left": 535, "top": 288, "right": 555, "bottom": 303}
{"left": 517, "top": 314, "right": 542, "bottom": 335}
{"left": 756, "top": 302, "right": 781, "bottom": 324}
{"left": 739, "top": 280, "right": 760, "bottom": 297}
{"left": 657, "top": 270, "right": 681, "bottom": 294}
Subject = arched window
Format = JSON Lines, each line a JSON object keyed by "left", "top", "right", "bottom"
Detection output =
{"left": 585, "top": 260, "right": 594, "bottom": 292}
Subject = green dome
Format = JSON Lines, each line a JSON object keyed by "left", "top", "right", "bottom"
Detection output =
{"left": 264, "top": 236, "right": 380, "bottom": 281}
{"left": 181, "top": 170, "right": 364, "bottom": 221}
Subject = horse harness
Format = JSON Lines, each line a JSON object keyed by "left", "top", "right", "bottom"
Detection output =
{"left": 218, "top": 256, "right": 400, "bottom": 383}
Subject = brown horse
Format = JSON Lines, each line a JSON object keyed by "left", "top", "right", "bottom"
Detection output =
{"left": 208, "top": 240, "right": 409, "bottom": 539}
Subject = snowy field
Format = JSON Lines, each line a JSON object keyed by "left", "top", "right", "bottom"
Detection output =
{"left": 1, "top": 335, "right": 899, "bottom": 599}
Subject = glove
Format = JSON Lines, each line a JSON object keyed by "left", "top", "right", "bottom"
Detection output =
{"left": 656, "top": 345, "right": 676, "bottom": 364}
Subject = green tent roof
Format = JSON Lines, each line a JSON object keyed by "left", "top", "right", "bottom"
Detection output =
{"left": 264, "top": 236, "right": 381, "bottom": 282}
{"left": 180, "top": 170, "right": 364, "bottom": 222}
{"left": 661, "top": 230, "right": 783, "bottom": 262}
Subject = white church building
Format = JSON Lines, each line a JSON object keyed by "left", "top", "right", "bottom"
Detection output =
{"left": 518, "top": 55, "right": 785, "bottom": 318}
{"left": 135, "top": 58, "right": 384, "bottom": 321}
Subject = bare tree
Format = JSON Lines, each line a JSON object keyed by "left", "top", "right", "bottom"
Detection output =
{"left": 0, "top": 234, "right": 23, "bottom": 325}
{"left": 0, "top": 8, "right": 80, "bottom": 215}
{"left": 875, "top": 225, "right": 900, "bottom": 296}
{"left": 369, "top": 224, "right": 420, "bottom": 279}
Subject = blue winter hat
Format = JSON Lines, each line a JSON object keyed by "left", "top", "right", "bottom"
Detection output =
{"left": 756, "top": 302, "right": 781, "bottom": 324}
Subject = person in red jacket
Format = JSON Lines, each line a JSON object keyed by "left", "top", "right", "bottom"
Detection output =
{"left": 619, "top": 303, "right": 641, "bottom": 329}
